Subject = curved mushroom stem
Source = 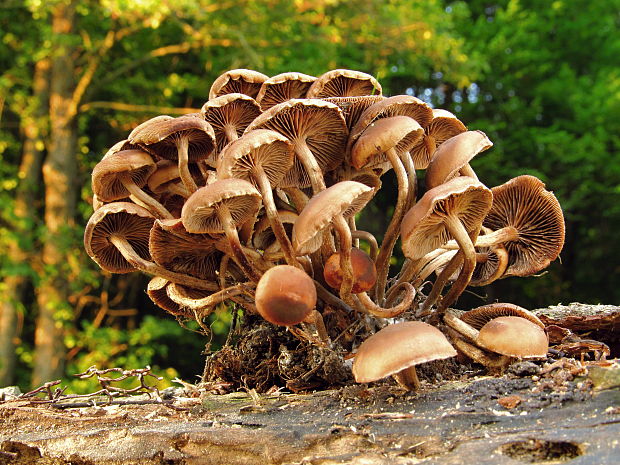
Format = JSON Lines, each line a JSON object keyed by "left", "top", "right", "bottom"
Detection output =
{"left": 314, "top": 280, "right": 356, "bottom": 315}
{"left": 294, "top": 140, "right": 327, "bottom": 194}
{"left": 419, "top": 251, "right": 463, "bottom": 318}
{"left": 303, "top": 309, "right": 331, "bottom": 346}
{"left": 166, "top": 282, "right": 251, "bottom": 318}
{"left": 108, "top": 235, "right": 218, "bottom": 291}
{"left": 332, "top": 214, "right": 355, "bottom": 305}
{"left": 118, "top": 172, "right": 173, "bottom": 220}
{"left": 374, "top": 147, "right": 409, "bottom": 304}
{"left": 216, "top": 203, "right": 262, "bottom": 283}
{"left": 420, "top": 215, "right": 477, "bottom": 315}
{"left": 283, "top": 187, "right": 309, "bottom": 213}
{"left": 442, "top": 226, "right": 519, "bottom": 250}
{"left": 354, "top": 282, "right": 416, "bottom": 318}
{"left": 444, "top": 309, "right": 480, "bottom": 342}
{"left": 445, "top": 327, "right": 512, "bottom": 370}
{"left": 254, "top": 165, "right": 302, "bottom": 269}
{"left": 424, "top": 134, "right": 436, "bottom": 162}
{"left": 412, "top": 249, "right": 458, "bottom": 288}
{"left": 352, "top": 230, "right": 379, "bottom": 262}
{"left": 400, "top": 152, "right": 417, "bottom": 212}
{"left": 177, "top": 135, "right": 199, "bottom": 194}
{"left": 393, "top": 366, "right": 420, "bottom": 391}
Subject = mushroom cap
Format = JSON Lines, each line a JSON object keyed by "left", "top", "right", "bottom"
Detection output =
{"left": 322, "top": 95, "right": 386, "bottom": 132}
{"left": 425, "top": 130, "right": 493, "bottom": 190}
{"left": 476, "top": 316, "right": 549, "bottom": 358}
{"left": 483, "top": 175, "right": 565, "bottom": 277}
{"left": 292, "top": 181, "right": 373, "bottom": 255}
{"left": 401, "top": 176, "right": 493, "bottom": 260}
{"left": 92, "top": 149, "right": 156, "bottom": 202}
{"left": 460, "top": 303, "right": 545, "bottom": 330}
{"left": 146, "top": 277, "right": 208, "bottom": 318}
{"left": 348, "top": 95, "right": 433, "bottom": 153}
{"left": 410, "top": 108, "right": 467, "bottom": 170}
{"left": 201, "top": 93, "right": 262, "bottom": 156}
{"left": 245, "top": 98, "right": 349, "bottom": 187}
{"left": 351, "top": 116, "right": 423, "bottom": 171}
{"left": 256, "top": 72, "right": 317, "bottom": 111}
{"left": 181, "top": 178, "right": 262, "bottom": 234}
{"left": 217, "top": 129, "right": 295, "bottom": 189}
{"left": 102, "top": 139, "right": 142, "bottom": 159}
{"left": 129, "top": 114, "right": 216, "bottom": 163}
{"left": 352, "top": 321, "right": 457, "bottom": 383}
{"left": 255, "top": 265, "right": 317, "bottom": 326}
{"left": 84, "top": 202, "right": 154, "bottom": 273}
{"left": 149, "top": 218, "right": 221, "bottom": 280}
{"left": 324, "top": 247, "right": 377, "bottom": 294}
{"left": 306, "top": 69, "right": 382, "bottom": 98}
{"left": 252, "top": 209, "right": 298, "bottom": 250}
{"left": 469, "top": 244, "right": 508, "bottom": 286}
{"left": 209, "top": 68, "right": 269, "bottom": 100}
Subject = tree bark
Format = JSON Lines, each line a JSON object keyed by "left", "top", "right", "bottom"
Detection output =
{"left": 0, "top": 58, "right": 49, "bottom": 386}
{"left": 32, "top": 2, "right": 78, "bottom": 387}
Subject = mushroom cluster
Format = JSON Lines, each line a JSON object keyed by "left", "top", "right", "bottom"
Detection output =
{"left": 84, "top": 68, "right": 566, "bottom": 390}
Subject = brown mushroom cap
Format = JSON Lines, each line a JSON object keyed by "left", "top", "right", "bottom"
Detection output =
{"left": 352, "top": 321, "right": 457, "bottom": 383}
{"left": 322, "top": 95, "right": 386, "bottom": 132}
{"left": 245, "top": 98, "right": 348, "bottom": 191}
{"left": 476, "top": 316, "right": 549, "bottom": 358}
{"left": 128, "top": 114, "right": 216, "bottom": 163}
{"left": 84, "top": 202, "right": 154, "bottom": 274}
{"left": 292, "top": 181, "right": 373, "bottom": 255}
{"left": 201, "top": 93, "right": 262, "bottom": 157}
{"left": 306, "top": 69, "right": 382, "bottom": 98}
{"left": 254, "top": 265, "right": 317, "bottom": 326}
{"left": 425, "top": 130, "right": 493, "bottom": 190}
{"left": 149, "top": 218, "right": 222, "bottom": 280}
{"left": 92, "top": 149, "right": 156, "bottom": 202}
{"left": 460, "top": 303, "right": 545, "bottom": 330}
{"left": 209, "top": 68, "right": 269, "bottom": 100}
{"left": 147, "top": 277, "right": 209, "bottom": 318}
{"left": 324, "top": 248, "right": 377, "bottom": 294}
{"left": 400, "top": 176, "right": 493, "bottom": 261}
{"left": 181, "top": 178, "right": 262, "bottom": 234}
{"left": 256, "top": 72, "right": 317, "bottom": 111}
{"left": 410, "top": 108, "right": 467, "bottom": 170}
{"left": 483, "top": 175, "right": 565, "bottom": 277}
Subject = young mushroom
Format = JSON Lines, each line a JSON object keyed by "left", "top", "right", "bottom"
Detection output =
{"left": 352, "top": 321, "right": 457, "bottom": 390}
{"left": 323, "top": 247, "right": 377, "bottom": 295}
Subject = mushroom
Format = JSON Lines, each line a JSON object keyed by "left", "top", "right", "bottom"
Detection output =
{"left": 425, "top": 130, "right": 493, "bottom": 190}
{"left": 200, "top": 93, "right": 262, "bottom": 158}
{"left": 217, "top": 129, "right": 299, "bottom": 267}
{"left": 352, "top": 321, "right": 457, "bottom": 390}
{"left": 323, "top": 247, "right": 377, "bottom": 294}
{"left": 255, "top": 72, "right": 317, "bottom": 111}
{"left": 146, "top": 276, "right": 211, "bottom": 319}
{"left": 322, "top": 95, "right": 386, "bottom": 132}
{"left": 84, "top": 202, "right": 218, "bottom": 291}
{"left": 91, "top": 149, "right": 173, "bottom": 220}
{"left": 129, "top": 113, "right": 216, "bottom": 194}
{"left": 147, "top": 159, "right": 193, "bottom": 200}
{"left": 400, "top": 176, "right": 493, "bottom": 313}
{"left": 245, "top": 98, "right": 348, "bottom": 194}
{"left": 208, "top": 68, "right": 269, "bottom": 100}
{"left": 181, "top": 178, "right": 263, "bottom": 282}
{"left": 306, "top": 69, "right": 382, "bottom": 98}
{"left": 410, "top": 109, "right": 467, "bottom": 170}
{"left": 254, "top": 264, "right": 328, "bottom": 343}
{"left": 350, "top": 116, "right": 424, "bottom": 302}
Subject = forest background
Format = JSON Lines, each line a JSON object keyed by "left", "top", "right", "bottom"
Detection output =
{"left": 0, "top": 0, "right": 618, "bottom": 392}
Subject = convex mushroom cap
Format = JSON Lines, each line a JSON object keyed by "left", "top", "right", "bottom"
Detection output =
{"left": 476, "top": 316, "right": 549, "bottom": 358}
{"left": 209, "top": 68, "right": 269, "bottom": 100}
{"left": 353, "top": 321, "right": 457, "bottom": 388}
{"left": 306, "top": 69, "right": 382, "bottom": 98}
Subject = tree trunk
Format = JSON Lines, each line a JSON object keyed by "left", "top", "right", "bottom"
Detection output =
{"left": 0, "top": 58, "right": 49, "bottom": 387}
{"left": 32, "top": 2, "right": 78, "bottom": 387}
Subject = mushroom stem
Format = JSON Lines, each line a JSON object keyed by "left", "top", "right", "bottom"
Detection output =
{"left": 352, "top": 230, "right": 379, "bottom": 262}
{"left": 314, "top": 280, "right": 356, "bottom": 314}
{"left": 283, "top": 187, "right": 309, "bottom": 213}
{"left": 374, "top": 147, "right": 409, "bottom": 303}
{"left": 118, "top": 172, "right": 173, "bottom": 220}
{"left": 460, "top": 163, "right": 478, "bottom": 180}
{"left": 166, "top": 282, "right": 251, "bottom": 318}
{"left": 400, "top": 152, "right": 417, "bottom": 212}
{"left": 177, "top": 135, "right": 199, "bottom": 194}
{"left": 424, "top": 134, "right": 436, "bottom": 161}
{"left": 444, "top": 310, "right": 480, "bottom": 342}
{"left": 355, "top": 282, "right": 416, "bottom": 318}
{"left": 442, "top": 226, "right": 519, "bottom": 250}
{"left": 254, "top": 165, "right": 302, "bottom": 269}
{"left": 108, "top": 235, "right": 218, "bottom": 291}
{"left": 303, "top": 309, "right": 331, "bottom": 345}
{"left": 333, "top": 214, "right": 355, "bottom": 304}
{"left": 223, "top": 125, "right": 239, "bottom": 144}
{"left": 393, "top": 366, "right": 420, "bottom": 391}
{"left": 294, "top": 140, "right": 327, "bottom": 194}
{"left": 445, "top": 327, "right": 512, "bottom": 369}
{"left": 217, "top": 203, "right": 262, "bottom": 283}
{"left": 474, "top": 246, "right": 509, "bottom": 286}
